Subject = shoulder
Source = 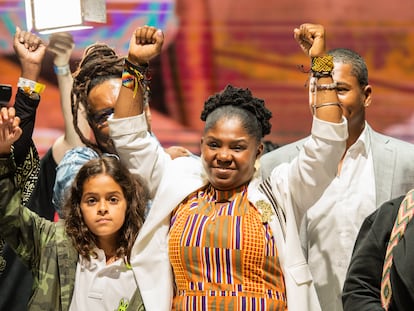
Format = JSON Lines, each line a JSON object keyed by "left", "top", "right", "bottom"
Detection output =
{"left": 262, "top": 137, "right": 308, "bottom": 159}
{"left": 260, "top": 137, "right": 308, "bottom": 177}
{"left": 368, "top": 194, "right": 405, "bottom": 235}
{"left": 169, "top": 155, "right": 203, "bottom": 177}
{"left": 56, "top": 147, "right": 100, "bottom": 183}
{"left": 370, "top": 128, "right": 414, "bottom": 150}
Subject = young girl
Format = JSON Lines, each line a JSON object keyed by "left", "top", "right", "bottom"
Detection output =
{"left": 0, "top": 107, "right": 148, "bottom": 311}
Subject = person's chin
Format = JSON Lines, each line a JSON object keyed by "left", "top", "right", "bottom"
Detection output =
{"left": 211, "top": 177, "right": 234, "bottom": 191}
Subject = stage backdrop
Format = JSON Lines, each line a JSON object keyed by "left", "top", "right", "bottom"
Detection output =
{"left": 1, "top": 0, "right": 414, "bottom": 155}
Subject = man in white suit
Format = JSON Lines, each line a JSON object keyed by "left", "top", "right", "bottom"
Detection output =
{"left": 260, "top": 48, "right": 414, "bottom": 311}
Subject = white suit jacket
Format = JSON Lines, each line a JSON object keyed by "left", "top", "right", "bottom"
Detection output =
{"left": 108, "top": 113, "right": 348, "bottom": 311}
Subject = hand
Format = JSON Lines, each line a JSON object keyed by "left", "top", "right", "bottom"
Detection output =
{"left": 164, "top": 146, "right": 191, "bottom": 159}
{"left": 13, "top": 26, "right": 47, "bottom": 81}
{"left": 0, "top": 107, "right": 22, "bottom": 154}
{"left": 47, "top": 32, "right": 75, "bottom": 66}
{"left": 127, "top": 25, "right": 164, "bottom": 65}
{"left": 294, "top": 23, "right": 326, "bottom": 57}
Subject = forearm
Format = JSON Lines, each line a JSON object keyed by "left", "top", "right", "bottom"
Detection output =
{"left": 114, "top": 77, "right": 145, "bottom": 118}
{"left": 109, "top": 113, "right": 170, "bottom": 198}
{"left": 309, "top": 55, "right": 343, "bottom": 124}
{"left": 113, "top": 58, "right": 147, "bottom": 119}
{"left": 286, "top": 117, "right": 347, "bottom": 216}
{"left": 52, "top": 72, "right": 87, "bottom": 164}
{"left": 114, "top": 26, "right": 163, "bottom": 119}
{"left": 13, "top": 89, "right": 40, "bottom": 166}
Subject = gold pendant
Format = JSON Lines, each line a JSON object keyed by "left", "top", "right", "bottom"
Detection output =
{"left": 256, "top": 199, "right": 274, "bottom": 223}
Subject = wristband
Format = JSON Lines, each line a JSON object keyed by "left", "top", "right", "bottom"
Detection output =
{"left": 122, "top": 58, "right": 149, "bottom": 98}
{"left": 311, "top": 55, "right": 334, "bottom": 77}
{"left": 316, "top": 82, "right": 337, "bottom": 91}
{"left": 17, "top": 77, "right": 45, "bottom": 95}
{"left": 54, "top": 64, "right": 71, "bottom": 76}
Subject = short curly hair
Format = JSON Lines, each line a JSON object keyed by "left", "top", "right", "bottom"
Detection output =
{"left": 200, "top": 84, "right": 272, "bottom": 142}
{"left": 63, "top": 156, "right": 148, "bottom": 264}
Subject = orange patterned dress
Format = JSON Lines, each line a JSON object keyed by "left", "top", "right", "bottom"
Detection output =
{"left": 169, "top": 184, "right": 287, "bottom": 310}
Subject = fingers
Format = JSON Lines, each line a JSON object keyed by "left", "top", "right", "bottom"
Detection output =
{"left": 49, "top": 32, "right": 74, "bottom": 43}
{"left": 48, "top": 32, "right": 75, "bottom": 54}
{"left": 0, "top": 106, "right": 15, "bottom": 125}
{"left": 294, "top": 23, "right": 326, "bottom": 57}
{"left": 134, "top": 25, "right": 164, "bottom": 46}
{"left": 47, "top": 32, "right": 75, "bottom": 66}
{"left": 22, "top": 32, "right": 42, "bottom": 51}
{"left": 0, "top": 107, "right": 22, "bottom": 149}
{"left": 164, "top": 146, "right": 191, "bottom": 159}
{"left": 127, "top": 25, "right": 164, "bottom": 64}
{"left": 14, "top": 26, "right": 44, "bottom": 52}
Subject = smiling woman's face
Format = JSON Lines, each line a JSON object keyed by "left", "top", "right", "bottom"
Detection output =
{"left": 201, "top": 116, "right": 262, "bottom": 191}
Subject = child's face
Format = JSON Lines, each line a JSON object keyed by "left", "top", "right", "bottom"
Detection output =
{"left": 80, "top": 173, "right": 127, "bottom": 245}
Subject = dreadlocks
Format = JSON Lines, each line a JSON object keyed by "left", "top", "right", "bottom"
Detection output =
{"left": 71, "top": 43, "right": 124, "bottom": 154}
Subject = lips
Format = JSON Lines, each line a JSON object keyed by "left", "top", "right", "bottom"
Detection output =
{"left": 213, "top": 167, "right": 234, "bottom": 177}
{"left": 96, "top": 218, "right": 111, "bottom": 223}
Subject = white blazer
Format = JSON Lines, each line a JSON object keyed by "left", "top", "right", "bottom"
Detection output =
{"left": 108, "top": 113, "right": 348, "bottom": 311}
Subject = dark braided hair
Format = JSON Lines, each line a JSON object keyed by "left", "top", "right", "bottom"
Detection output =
{"left": 200, "top": 85, "right": 272, "bottom": 142}
{"left": 71, "top": 43, "right": 124, "bottom": 154}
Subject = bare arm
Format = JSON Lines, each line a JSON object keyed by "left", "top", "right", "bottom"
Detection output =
{"left": 113, "top": 26, "right": 164, "bottom": 119}
{"left": 294, "top": 23, "right": 343, "bottom": 123}
{"left": 47, "top": 32, "right": 90, "bottom": 164}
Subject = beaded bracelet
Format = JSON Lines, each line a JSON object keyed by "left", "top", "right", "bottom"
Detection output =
{"left": 122, "top": 58, "right": 149, "bottom": 98}
{"left": 316, "top": 82, "right": 337, "bottom": 91}
{"left": 311, "top": 102, "right": 342, "bottom": 115}
{"left": 311, "top": 55, "right": 334, "bottom": 78}
{"left": 309, "top": 77, "right": 337, "bottom": 93}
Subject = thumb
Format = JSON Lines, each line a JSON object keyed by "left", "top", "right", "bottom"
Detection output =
{"left": 154, "top": 29, "right": 164, "bottom": 52}
{"left": 156, "top": 29, "right": 164, "bottom": 44}
{"left": 14, "top": 26, "right": 22, "bottom": 42}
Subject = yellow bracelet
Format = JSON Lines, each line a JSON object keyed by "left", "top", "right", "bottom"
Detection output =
{"left": 122, "top": 59, "right": 148, "bottom": 98}
{"left": 17, "top": 77, "right": 46, "bottom": 95}
{"left": 311, "top": 55, "right": 334, "bottom": 77}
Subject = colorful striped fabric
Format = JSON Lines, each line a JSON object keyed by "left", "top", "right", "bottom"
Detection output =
{"left": 381, "top": 189, "right": 414, "bottom": 309}
{"left": 169, "top": 184, "right": 287, "bottom": 310}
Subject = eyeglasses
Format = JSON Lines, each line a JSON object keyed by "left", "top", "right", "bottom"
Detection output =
{"left": 90, "top": 107, "right": 114, "bottom": 126}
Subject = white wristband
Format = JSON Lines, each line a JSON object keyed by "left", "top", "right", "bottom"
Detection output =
{"left": 17, "top": 77, "right": 45, "bottom": 94}
{"left": 54, "top": 64, "right": 71, "bottom": 76}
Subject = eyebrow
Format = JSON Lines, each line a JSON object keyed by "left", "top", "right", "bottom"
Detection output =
{"left": 205, "top": 136, "right": 249, "bottom": 143}
{"left": 335, "top": 81, "right": 350, "bottom": 88}
{"left": 82, "top": 190, "right": 122, "bottom": 197}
